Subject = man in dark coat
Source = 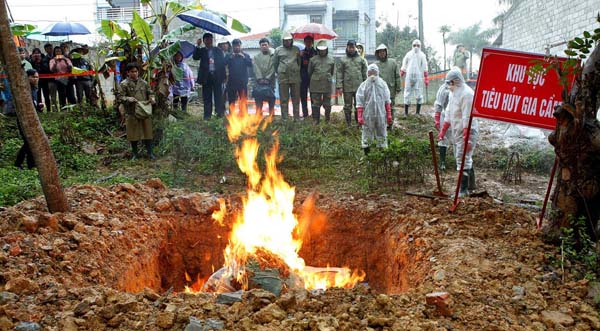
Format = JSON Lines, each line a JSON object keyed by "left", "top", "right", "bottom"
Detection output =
{"left": 193, "top": 32, "right": 226, "bottom": 119}
{"left": 225, "top": 38, "right": 253, "bottom": 113}
{"left": 300, "top": 35, "right": 316, "bottom": 119}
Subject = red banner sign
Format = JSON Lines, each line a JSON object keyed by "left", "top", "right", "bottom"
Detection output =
{"left": 473, "top": 47, "right": 571, "bottom": 130}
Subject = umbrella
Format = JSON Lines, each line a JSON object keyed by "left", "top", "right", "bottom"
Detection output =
{"left": 151, "top": 40, "right": 196, "bottom": 59}
{"left": 25, "top": 29, "right": 67, "bottom": 42}
{"left": 177, "top": 10, "right": 231, "bottom": 36}
{"left": 41, "top": 22, "right": 91, "bottom": 36}
{"left": 292, "top": 23, "right": 337, "bottom": 40}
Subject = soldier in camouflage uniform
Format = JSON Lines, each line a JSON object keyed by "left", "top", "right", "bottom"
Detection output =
{"left": 336, "top": 40, "right": 367, "bottom": 126}
{"left": 308, "top": 40, "right": 335, "bottom": 124}
{"left": 273, "top": 33, "right": 301, "bottom": 120}
{"left": 116, "top": 63, "right": 156, "bottom": 160}
{"left": 374, "top": 44, "right": 401, "bottom": 120}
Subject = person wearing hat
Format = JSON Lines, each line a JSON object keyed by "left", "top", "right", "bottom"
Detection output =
{"left": 273, "top": 33, "right": 301, "bottom": 120}
{"left": 253, "top": 37, "right": 276, "bottom": 115}
{"left": 453, "top": 44, "right": 470, "bottom": 78}
{"left": 307, "top": 40, "right": 335, "bottom": 123}
{"left": 300, "top": 35, "right": 317, "bottom": 119}
{"left": 171, "top": 51, "right": 195, "bottom": 113}
{"left": 225, "top": 38, "right": 252, "bottom": 113}
{"left": 336, "top": 39, "right": 368, "bottom": 126}
{"left": 374, "top": 43, "right": 401, "bottom": 121}
{"left": 356, "top": 64, "right": 392, "bottom": 155}
{"left": 400, "top": 39, "right": 428, "bottom": 116}
{"left": 438, "top": 67, "right": 478, "bottom": 196}
{"left": 193, "top": 32, "right": 226, "bottom": 119}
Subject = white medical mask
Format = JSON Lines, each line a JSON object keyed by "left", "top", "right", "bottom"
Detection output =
{"left": 369, "top": 75, "right": 377, "bottom": 82}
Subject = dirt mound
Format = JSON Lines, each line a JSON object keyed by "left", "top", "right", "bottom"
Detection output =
{"left": 0, "top": 180, "right": 598, "bottom": 330}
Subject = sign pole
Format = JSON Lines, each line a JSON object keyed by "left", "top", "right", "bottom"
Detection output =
{"left": 538, "top": 157, "right": 558, "bottom": 228}
{"left": 449, "top": 113, "right": 474, "bottom": 212}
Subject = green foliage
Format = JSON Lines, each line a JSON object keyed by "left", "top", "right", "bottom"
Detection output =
{"left": 376, "top": 24, "right": 441, "bottom": 73}
{"left": 558, "top": 216, "right": 599, "bottom": 281}
{"left": 268, "top": 28, "right": 283, "bottom": 48}
{"left": 365, "top": 136, "right": 431, "bottom": 189}
{"left": 132, "top": 11, "right": 154, "bottom": 45}
{"left": 0, "top": 167, "right": 41, "bottom": 206}
{"left": 447, "top": 22, "right": 498, "bottom": 55}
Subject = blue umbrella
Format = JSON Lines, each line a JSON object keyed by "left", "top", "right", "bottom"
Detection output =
{"left": 177, "top": 10, "right": 231, "bottom": 36}
{"left": 41, "top": 22, "right": 91, "bottom": 36}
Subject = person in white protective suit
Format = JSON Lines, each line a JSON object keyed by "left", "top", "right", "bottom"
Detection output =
{"left": 433, "top": 82, "right": 452, "bottom": 170}
{"left": 401, "top": 39, "right": 429, "bottom": 116}
{"left": 356, "top": 64, "right": 392, "bottom": 155}
{"left": 437, "top": 67, "right": 478, "bottom": 196}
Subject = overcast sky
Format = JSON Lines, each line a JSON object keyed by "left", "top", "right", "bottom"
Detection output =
{"left": 8, "top": 0, "right": 508, "bottom": 57}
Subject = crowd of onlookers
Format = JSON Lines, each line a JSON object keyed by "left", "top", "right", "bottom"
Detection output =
{"left": 10, "top": 42, "right": 95, "bottom": 113}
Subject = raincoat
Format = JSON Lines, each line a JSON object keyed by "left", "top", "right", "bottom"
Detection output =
{"left": 273, "top": 44, "right": 301, "bottom": 84}
{"left": 401, "top": 46, "right": 428, "bottom": 104}
{"left": 443, "top": 69, "right": 479, "bottom": 170}
{"left": 356, "top": 66, "right": 391, "bottom": 148}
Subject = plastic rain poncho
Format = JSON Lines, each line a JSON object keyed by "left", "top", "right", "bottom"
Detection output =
{"left": 401, "top": 40, "right": 428, "bottom": 104}
{"left": 356, "top": 64, "right": 391, "bottom": 148}
{"left": 434, "top": 83, "right": 452, "bottom": 147}
{"left": 443, "top": 68, "right": 479, "bottom": 170}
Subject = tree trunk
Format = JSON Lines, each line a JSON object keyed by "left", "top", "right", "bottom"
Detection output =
{"left": 0, "top": 0, "right": 69, "bottom": 212}
{"left": 544, "top": 43, "right": 600, "bottom": 243}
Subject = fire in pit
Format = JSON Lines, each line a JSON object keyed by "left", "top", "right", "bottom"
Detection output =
{"left": 185, "top": 110, "right": 365, "bottom": 294}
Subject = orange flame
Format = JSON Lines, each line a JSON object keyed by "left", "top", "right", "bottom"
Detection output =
{"left": 204, "top": 100, "right": 365, "bottom": 292}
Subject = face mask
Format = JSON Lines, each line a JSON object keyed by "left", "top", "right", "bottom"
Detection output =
{"left": 413, "top": 46, "right": 420, "bottom": 53}
{"left": 369, "top": 75, "right": 377, "bottom": 82}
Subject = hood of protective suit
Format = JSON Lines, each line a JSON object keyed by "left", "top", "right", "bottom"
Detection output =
{"left": 445, "top": 67, "right": 465, "bottom": 86}
{"left": 412, "top": 39, "right": 421, "bottom": 53}
{"left": 375, "top": 44, "right": 388, "bottom": 61}
{"left": 368, "top": 63, "right": 380, "bottom": 76}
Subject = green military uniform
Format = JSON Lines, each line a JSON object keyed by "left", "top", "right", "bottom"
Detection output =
{"left": 336, "top": 51, "right": 367, "bottom": 125}
{"left": 273, "top": 35, "right": 301, "bottom": 120}
{"left": 374, "top": 44, "right": 401, "bottom": 109}
{"left": 253, "top": 49, "right": 276, "bottom": 114}
{"left": 117, "top": 78, "right": 155, "bottom": 142}
{"left": 453, "top": 47, "right": 469, "bottom": 78}
{"left": 308, "top": 42, "right": 335, "bottom": 123}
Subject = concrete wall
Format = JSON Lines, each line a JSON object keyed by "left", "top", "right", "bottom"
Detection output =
{"left": 502, "top": 0, "right": 600, "bottom": 55}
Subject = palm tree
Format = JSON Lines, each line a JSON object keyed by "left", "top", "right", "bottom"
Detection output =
{"left": 439, "top": 25, "right": 451, "bottom": 70}
{"left": 447, "top": 22, "right": 498, "bottom": 74}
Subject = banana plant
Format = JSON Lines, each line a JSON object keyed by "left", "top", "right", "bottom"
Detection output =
{"left": 140, "top": 0, "right": 202, "bottom": 38}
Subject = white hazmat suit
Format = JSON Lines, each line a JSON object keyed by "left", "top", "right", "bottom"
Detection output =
{"left": 440, "top": 68, "right": 479, "bottom": 171}
{"left": 401, "top": 39, "right": 428, "bottom": 106}
{"left": 356, "top": 64, "right": 392, "bottom": 149}
{"left": 434, "top": 83, "right": 451, "bottom": 148}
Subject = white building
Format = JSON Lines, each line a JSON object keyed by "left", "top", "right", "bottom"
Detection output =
{"left": 279, "top": 0, "right": 376, "bottom": 56}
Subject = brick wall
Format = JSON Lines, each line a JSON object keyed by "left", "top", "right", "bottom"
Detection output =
{"left": 502, "top": 0, "right": 600, "bottom": 55}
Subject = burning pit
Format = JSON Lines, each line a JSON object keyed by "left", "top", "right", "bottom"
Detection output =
{"left": 114, "top": 196, "right": 425, "bottom": 296}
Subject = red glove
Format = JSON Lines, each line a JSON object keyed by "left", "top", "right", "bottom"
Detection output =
{"left": 357, "top": 107, "right": 364, "bottom": 126}
{"left": 400, "top": 70, "right": 406, "bottom": 77}
{"left": 438, "top": 122, "right": 450, "bottom": 140}
{"left": 385, "top": 103, "right": 392, "bottom": 125}
{"left": 434, "top": 112, "right": 441, "bottom": 131}
{"left": 424, "top": 71, "right": 429, "bottom": 87}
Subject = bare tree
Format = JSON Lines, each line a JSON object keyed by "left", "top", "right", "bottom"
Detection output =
{"left": 0, "top": 0, "right": 68, "bottom": 212}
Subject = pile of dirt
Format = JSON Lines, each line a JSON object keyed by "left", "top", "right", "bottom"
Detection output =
{"left": 0, "top": 179, "right": 598, "bottom": 330}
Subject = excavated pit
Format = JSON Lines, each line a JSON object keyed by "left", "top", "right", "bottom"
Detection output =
{"left": 116, "top": 203, "right": 426, "bottom": 295}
